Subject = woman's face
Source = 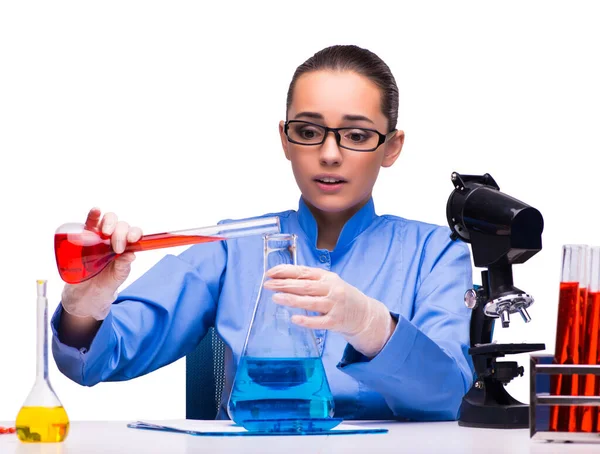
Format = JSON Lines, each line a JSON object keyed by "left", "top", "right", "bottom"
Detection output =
{"left": 279, "top": 70, "right": 404, "bottom": 215}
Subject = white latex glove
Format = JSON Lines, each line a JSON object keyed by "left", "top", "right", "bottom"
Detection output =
{"left": 61, "top": 208, "right": 142, "bottom": 321}
{"left": 264, "top": 265, "right": 396, "bottom": 358}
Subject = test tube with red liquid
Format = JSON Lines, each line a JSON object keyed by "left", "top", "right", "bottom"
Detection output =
{"left": 54, "top": 216, "right": 280, "bottom": 285}
{"left": 550, "top": 244, "right": 589, "bottom": 432}
{"left": 580, "top": 246, "right": 600, "bottom": 432}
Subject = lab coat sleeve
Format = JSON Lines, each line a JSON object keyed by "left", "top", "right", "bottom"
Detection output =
{"left": 337, "top": 228, "right": 474, "bottom": 421}
{"left": 50, "top": 240, "right": 227, "bottom": 386}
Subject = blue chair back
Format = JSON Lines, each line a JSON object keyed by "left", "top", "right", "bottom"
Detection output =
{"left": 185, "top": 327, "right": 227, "bottom": 419}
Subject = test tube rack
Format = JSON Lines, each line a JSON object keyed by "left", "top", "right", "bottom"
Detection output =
{"left": 530, "top": 353, "right": 600, "bottom": 443}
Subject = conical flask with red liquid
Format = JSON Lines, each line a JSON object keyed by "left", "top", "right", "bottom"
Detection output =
{"left": 227, "top": 233, "right": 338, "bottom": 433}
{"left": 54, "top": 216, "right": 280, "bottom": 284}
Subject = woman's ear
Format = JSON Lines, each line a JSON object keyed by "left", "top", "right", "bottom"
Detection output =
{"left": 279, "top": 121, "right": 291, "bottom": 161}
{"left": 382, "top": 130, "right": 405, "bottom": 168}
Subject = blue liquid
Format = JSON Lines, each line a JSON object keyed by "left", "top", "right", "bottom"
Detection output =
{"left": 228, "top": 357, "right": 335, "bottom": 432}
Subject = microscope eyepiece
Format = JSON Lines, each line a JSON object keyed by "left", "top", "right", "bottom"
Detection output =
{"left": 447, "top": 172, "right": 543, "bottom": 267}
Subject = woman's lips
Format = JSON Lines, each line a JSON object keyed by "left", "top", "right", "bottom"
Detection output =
{"left": 313, "top": 175, "right": 347, "bottom": 193}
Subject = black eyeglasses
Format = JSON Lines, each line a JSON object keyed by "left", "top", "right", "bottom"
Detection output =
{"left": 284, "top": 120, "right": 396, "bottom": 152}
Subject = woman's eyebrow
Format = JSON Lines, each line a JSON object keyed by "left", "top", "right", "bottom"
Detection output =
{"left": 342, "top": 114, "right": 374, "bottom": 124}
{"left": 294, "top": 112, "right": 375, "bottom": 124}
{"left": 295, "top": 111, "right": 324, "bottom": 120}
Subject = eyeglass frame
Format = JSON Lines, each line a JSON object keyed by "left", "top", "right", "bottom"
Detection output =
{"left": 284, "top": 120, "right": 397, "bottom": 152}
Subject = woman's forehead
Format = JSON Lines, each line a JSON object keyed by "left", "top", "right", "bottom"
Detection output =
{"left": 289, "top": 70, "right": 386, "bottom": 125}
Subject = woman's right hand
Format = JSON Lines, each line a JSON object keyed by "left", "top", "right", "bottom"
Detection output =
{"left": 61, "top": 207, "right": 143, "bottom": 321}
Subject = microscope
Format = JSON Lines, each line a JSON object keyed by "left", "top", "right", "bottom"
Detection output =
{"left": 446, "top": 172, "right": 546, "bottom": 429}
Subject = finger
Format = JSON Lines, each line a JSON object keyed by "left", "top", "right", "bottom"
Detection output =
{"left": 115, "top": 252, "right": 136, "bottom": 264}
{"left": 126, "top": 226, "right": 143, "bottom": 243}
{"left": 272, "top": 293, "right": 333, "bottom": 314}
{"left": 111, "top": 253, "right": 135, "bottom": 282}
{"left": 111, "top": 221, "right": 130, "bottom": 254}
{"left": 291, "top": 314, "right": 332, "bottom": 330}
{"left": 84, "top": 207, "right": 102, "bottom": 230}
{"left": 266, "top": 264, "right": 327, "bottom": 280}
{"left": 263, "top": 277, "right": 329, "bottom": 296}
{"left": 99, "top": 212, "right": 118, "bottom": 236}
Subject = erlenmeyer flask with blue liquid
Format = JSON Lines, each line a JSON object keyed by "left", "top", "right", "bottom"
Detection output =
{"left": 227, "top": 233, "right": 338, "bottom": 433}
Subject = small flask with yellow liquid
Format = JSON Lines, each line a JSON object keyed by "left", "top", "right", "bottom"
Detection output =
{"left": 16, "top": 280, "right": 69, "bottom": 442}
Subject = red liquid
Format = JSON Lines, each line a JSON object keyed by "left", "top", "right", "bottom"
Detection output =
{"left": 55, "top": 231, "right": 224, "bottom": 284}
{"left": 580, "top": 291, "right": 600, "bottom": 432}
{"left": 550, "top": 281, "right": 582, "bottom": 432}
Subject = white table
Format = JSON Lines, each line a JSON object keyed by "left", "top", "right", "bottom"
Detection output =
{"left": 0, "top": 420, "right": 598, "bottom": 454}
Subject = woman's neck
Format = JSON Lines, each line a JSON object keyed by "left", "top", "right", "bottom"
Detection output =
{"left": 304, "top": 197, "right": 370, "bottom": 251}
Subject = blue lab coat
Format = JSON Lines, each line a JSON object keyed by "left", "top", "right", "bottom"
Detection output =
{"left": 51, "top": 197, "right": 474, "bottom": 421}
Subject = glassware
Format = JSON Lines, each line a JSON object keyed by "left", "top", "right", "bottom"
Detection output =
{"left": 227, "top": 233, "right": 338, "bottom": 433}
{"left": 550, "top": 244, "right": 589, "bottom": 432}
{"left": 16, "top": 280, "right": 69, "bottom": 443}
{"left": 581, "top": 246, "right": 600, "bottom": 432}
{"left": 55, "top": 216, "right": 280, "bottom": 284}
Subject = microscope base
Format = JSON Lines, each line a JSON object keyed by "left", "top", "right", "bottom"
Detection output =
{"left": 457, "top": 343, "right": 545, "bottom": 429}
{"left": 458, "top": 379, "right": 528, "bottom": 429}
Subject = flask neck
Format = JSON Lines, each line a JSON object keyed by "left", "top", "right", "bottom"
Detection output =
{"left": 36, "top": 294, "right": 48, "bottom": 382}
{"left": 263, "top": 234, "right": 297, "bottom": 271}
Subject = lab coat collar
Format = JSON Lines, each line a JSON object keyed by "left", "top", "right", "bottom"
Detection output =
{"left": 297, "top": 196, "right": 377, "bottom": 253}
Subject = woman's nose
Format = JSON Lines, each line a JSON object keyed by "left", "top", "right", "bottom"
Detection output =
{"left": 319, "top": 132, "right": 343, "bottom": 166}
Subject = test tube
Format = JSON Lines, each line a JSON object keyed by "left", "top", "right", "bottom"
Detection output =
{"left": 581, "top": 246, "right": 600, "bottom": 432}
{"left": 550, "top": 244, "right": 589, "bottom": 432}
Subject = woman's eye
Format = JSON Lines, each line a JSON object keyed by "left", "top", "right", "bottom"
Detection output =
{"left": 344, "top": 129, "right": 372, "bottom": 143}
{"left": 298, "top": 127, "right": 322, "bottom": 140}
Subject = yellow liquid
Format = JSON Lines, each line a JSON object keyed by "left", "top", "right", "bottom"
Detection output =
{"left": 15, "top": 406, "right": 69, "bottom": 443}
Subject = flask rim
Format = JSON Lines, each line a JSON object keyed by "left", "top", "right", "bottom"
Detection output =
{"left": 263, "top": 233, "right": 297, "bottom": 241}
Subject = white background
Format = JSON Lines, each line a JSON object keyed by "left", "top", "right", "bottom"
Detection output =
{"left": 1, "top": 1, "right": 599, "bottom": 422}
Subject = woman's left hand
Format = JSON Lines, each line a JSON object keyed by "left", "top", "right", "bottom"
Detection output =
{"left": 263, "top": 264, "right": 396, "bottom": 358}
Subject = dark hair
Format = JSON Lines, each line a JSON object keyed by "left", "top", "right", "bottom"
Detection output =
{"left": 286, "top": 45, "right": 399, "bottom": 132}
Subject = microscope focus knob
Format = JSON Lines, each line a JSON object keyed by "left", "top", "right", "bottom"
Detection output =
{"left": 464, "top": 288, "right": 478, "bottom": 309}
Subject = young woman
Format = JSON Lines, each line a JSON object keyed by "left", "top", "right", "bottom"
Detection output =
{"left": 52, "top": 44, "right": 474, "bottom": 422}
